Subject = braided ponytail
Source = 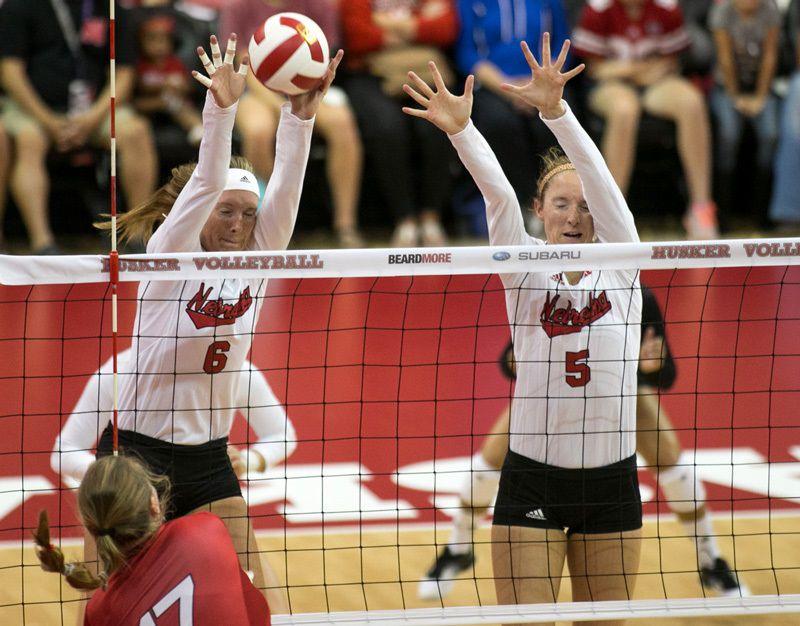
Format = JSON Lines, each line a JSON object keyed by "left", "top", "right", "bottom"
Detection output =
{"left": 34, "top": 455, "right": 170, "bottom": 590}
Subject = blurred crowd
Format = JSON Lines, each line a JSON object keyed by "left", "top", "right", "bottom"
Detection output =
{"left": 0, "top": 0, "right": 798, "bottom": 254}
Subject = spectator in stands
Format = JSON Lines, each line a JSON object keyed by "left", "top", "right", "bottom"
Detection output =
{"left": 134, "top": 13, "right": 204, "bottom": 147}
{"left": 455, "top": 0, "right": 571, "bottom": 216}
{"left": 341, "top": 0, "right": 457, "bottom": 247}
{"left": 0, "top": 122, "right": 8, "bottom": 252}
{"left": 769, "top": 0, "right": 800, "bottom": 230}
{"left": 573, "top": 0, "right": 719, "bottom": 239}
{"left": 220, "top": 0, "right": 365, "bottom": 248}
{"left": 0, "top": 0, "right": 157, "bottom": 254}
{"left": 710, "top": 0, "right": 781, "bottom": 225}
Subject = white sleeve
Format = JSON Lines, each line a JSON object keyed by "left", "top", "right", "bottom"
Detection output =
{"left": 147, "top": 92, "right": 239, "bottom": 253}
{"left": 540, "top": 101, "right": 639, "bottom": 243}
{"left": 252, "top": 103, "right": 315, "bottom": 251}
{"left": 51, "top": 365, "right": 112, "bottom": 488}
{"left": 239, "top": 366, "right": 296, "bottom": 468}
{"left": 448, "top": 120, "right": 537, "bottom": 247}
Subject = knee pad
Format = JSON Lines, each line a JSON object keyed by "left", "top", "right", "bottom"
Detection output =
{"left": 657, "top": 453, "right": 706, "bottom": 514}
{"left": 458, "top": 453, "right": 501, "bottom": 508}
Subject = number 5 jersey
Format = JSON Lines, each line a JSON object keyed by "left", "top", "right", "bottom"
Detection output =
{"left": 449, "top": 101, "right": 642, "bottom": 469}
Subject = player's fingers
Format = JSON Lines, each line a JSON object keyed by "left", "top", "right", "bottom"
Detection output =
{"left": 223, "top": 33, "right": 237, "bottom": 65}
{"left": 192, "top": 70, "right": 213, "bottom": 89}
{"left": 500, "top": 82, "right": 524, "bottom": 95}
{"left": 210, "top": 35, "right": 222, "bottom": 68}
{"left": 554, "top": 39, "right": 571, "bottom": 71}
{"left": 407, "top": 71, "right": 435, "bottom": 99}
{"left": 429, "top": 61, "right": 446, "bottom": 92}
{"left": 329, "top": 49, "right": 344, "bottom": 74}
{"left": 403, "top": 83, "right": 430, "bottom": 107}
{"left": 521, "top": 41, "right": 541, "bottom": 72}
{"left": 237, "top": 55, "right": 250, "bottom": 76}
{"left": 542, "top": 32, "right": 551, "bottom": 67}
{"left": 563, "top": 63, "right": 586, "bottom": 81}
{"left": 401, "top": 106, "right": 429, "bottom": 120}
{"left": 197, "top": 47, "right": 216, "bottom": 76}
{"left": 464, "top": 74, "right": 475, "bottom": 99}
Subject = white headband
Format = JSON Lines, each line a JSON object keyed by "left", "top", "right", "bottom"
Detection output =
{"left": 224, "top": 168, "right": 260, "bottom": 198}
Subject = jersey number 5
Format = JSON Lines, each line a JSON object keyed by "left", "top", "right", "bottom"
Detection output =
{"left": 204, "top": 341, "right": 231, "bottom": 374}
{"left": 565, "top": 350, "right": 590, "bottom": 387}
{"left": 139, "top": 575, "right": 194, "bottom": 625}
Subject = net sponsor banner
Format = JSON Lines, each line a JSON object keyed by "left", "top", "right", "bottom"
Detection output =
{"left": 0, "top": 269, "right": 799, "bottom": 539}
{"left": 1, "top": 238, "right": 800, "bottom": 285}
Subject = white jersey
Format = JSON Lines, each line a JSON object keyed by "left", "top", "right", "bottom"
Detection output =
{"left": 449, "top": 101, "right": 642, "bottom": 468}
{"left": 117, "top": 92, "right": 313, "bottom": 444}
{"left": 53, "top": 349, "right": 296, "bottom": 487}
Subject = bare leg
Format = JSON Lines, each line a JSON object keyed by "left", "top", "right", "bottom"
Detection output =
{"left": 588, "top": 81, "right": 642, "bottom": 196}
{"left": 0, "top": 125, "right": 9, "bottom": 247}
{"left": 314, "top": 101, "right": 363, "bottom": 244}
{"left": 567, "top": 529, "right": 642, "bottom": 626}
{"left": 491, "top": 524, "right": 568, "bottom": 626}
{"left": 9, "top": 124, "right": 55, "bottom": 250}
{"left": 114, "top": 112, "right": 158, "bottom": 209}
{"left": 643, "top": 76, "right": 712, "bottom": 204}
{"left": 190, "top": 496, "right": 288, "bottom": 614}
{"left": 235, "top": 93, "right": 280, "bottom": 181}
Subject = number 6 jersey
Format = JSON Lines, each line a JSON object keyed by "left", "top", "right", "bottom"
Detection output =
{"left": 117, "top": 92, "right": 313, "bottom": 444}
{"left": 449, "top": 101, "right": 642, "bottom": 469}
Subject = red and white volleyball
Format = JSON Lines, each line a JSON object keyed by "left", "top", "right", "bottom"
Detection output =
{"left": 248, "top": 12, "right": 330, "bottom": 96}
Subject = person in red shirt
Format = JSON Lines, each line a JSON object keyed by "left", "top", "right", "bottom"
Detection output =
{"left": 341, "top": 0, "right": 457, "bottom": 247}
{"left": 573, "top": 0, "right": 719, "bottom": 240}
{"left": 34, "top": 454, "right": 270, "bottom": 625}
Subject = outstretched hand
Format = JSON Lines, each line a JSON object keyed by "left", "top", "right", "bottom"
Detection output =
{"left": 192, "top": 34, "right": 249, "bottom": 108}
{"left": 501, "top": 33, "right": 585, "bottom": 119}
{"left": 401, "top": 62, "right": 474, "bottom": 135}
{"left": 288, "top": 50, "right": 345, "bottom": 120}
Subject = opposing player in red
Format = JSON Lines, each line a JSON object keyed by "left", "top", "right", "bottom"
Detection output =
{"left": 34, "top": 455, "right": 269, "bottom": 625}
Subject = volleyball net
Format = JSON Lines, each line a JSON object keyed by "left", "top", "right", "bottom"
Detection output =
{"left": 1, "top": 238, "right": 799, "bottom": 624}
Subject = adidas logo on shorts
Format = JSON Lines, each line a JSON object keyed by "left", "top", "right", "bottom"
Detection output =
{"left": 525, "top": 508, "right": 546, "bottom": 521}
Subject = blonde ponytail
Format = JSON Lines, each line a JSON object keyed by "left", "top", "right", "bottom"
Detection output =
{"left": 34, "top": 455, "right": 171, "bottom": 590}
{"left": 95, "top": 155, "right": 256, "bottom": 246}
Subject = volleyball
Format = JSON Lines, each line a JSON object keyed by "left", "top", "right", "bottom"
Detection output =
{"left": 248, "top": 12, "right": 330, "bottom": 96}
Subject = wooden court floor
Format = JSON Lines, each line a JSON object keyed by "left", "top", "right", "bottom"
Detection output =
{"left": 2, "top": 514, "right": 798, "bottom": 625}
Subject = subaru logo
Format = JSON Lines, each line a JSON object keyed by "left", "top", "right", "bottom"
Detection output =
{"left": 493, "top": 251, "right": 511, "bottom": 261}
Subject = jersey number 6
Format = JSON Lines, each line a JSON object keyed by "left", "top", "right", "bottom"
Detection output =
{"left": 565, "top": 350, "right": 590, "bottom": 387}
{"left": 204, "top": 340, "right": 231, "bottom": 374}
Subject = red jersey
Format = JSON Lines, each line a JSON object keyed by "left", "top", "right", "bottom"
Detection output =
{"left": 85, "top": 512, "right": 269, "bottom": 626}
{"left": 572, "top": 0, "right": 690, "bottom": 61}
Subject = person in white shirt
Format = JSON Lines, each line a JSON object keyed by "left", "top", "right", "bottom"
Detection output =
{"left": 92, "top": 33, "right": 342, "bottom": 610}
{"left": 403, "top": 34, "right": 643, "bottom": 621}
{"left": 420, "top": 291, "right": 748, "bottom": 601}
{"left": 51, "top": 349, "right": 296, "bottom": 490}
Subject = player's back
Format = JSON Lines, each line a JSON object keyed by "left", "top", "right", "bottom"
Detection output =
{"left": 85, "top": 512, "right": 269, "bottom": 625}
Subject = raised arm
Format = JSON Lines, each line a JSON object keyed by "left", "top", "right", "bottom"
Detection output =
{"left": 147, "top": 35, "right": 248, "bottom": 253}
{"left": 502, "top": 35, "right": 638, "bottom": 243}
{"left": 402, "top": 65, "right": 530, "bottom": 247}
{"left": 252, "top": 51, "right": 343, "bottom": 251}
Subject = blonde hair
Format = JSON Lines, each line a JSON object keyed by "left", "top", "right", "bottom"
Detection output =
{"left": 535, "top": 146, "right": 576, "bottom": 199}
{"left": 95, "top": 156, "right": 256, "bottom": 246}
{"left": 34, "top": 455, "right": 170, "bottom": 590}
